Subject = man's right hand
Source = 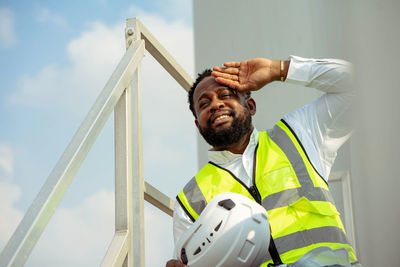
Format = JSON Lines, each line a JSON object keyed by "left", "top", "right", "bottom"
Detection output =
{"left": 212, "top": 58, "right": 289, "bottom": 92}
{"left": 166, "top": 259, "right": 188, "bottom": 267}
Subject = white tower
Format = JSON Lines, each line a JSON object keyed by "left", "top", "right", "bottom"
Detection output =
{"left": 192, "top": 1, "right": 400, "bottom": 266}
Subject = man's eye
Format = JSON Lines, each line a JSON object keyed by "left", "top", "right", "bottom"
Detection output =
{"left": 221, "top": 93, "right": 232, "bottom": 99}
{"left": 199, "top": 101, "right": 208, "bottom": 108}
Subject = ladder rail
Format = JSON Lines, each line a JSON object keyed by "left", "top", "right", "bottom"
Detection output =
{"left": 0, "top": 17, "right": 192, "bottom": 267}
{"left": 0, "top": 39, "right": 145, "bottom": 267}
{"left": 137, "top": 20, "right": 193, "bottom": 92}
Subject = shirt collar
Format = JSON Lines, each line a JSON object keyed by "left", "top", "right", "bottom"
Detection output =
{"left": 208, "top": 128, "right": 259, "bottom": 164}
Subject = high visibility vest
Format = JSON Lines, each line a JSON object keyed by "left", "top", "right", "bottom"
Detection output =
{"left": 177, "top": 120, "right": 357, "bottom": 265}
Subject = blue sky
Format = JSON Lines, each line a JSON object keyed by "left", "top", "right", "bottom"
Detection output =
{"left": 0, "top": 1, "right": 196, "bottom": 266}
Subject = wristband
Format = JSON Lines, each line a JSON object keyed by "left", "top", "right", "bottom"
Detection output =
{"left": 280, "top": 60, "right": 285, "bottom": 82}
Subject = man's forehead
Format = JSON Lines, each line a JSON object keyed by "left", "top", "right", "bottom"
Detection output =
{"left": 194, "top": 76, "right": 229, "bottom": 99}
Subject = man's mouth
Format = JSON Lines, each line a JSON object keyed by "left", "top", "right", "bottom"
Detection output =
{"left": 214, "top": 114, "right": 230, "bottom": 122}
{"left": 209, "top": 111, "right": 234, "bottom": 126}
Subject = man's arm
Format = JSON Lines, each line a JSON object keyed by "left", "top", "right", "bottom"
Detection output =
{"left": 213, "top": 56, "right": 354, "bottom": 180}
{"left": 168, "top": 56, "right": 353, "bottom": 266}
{"left": 283, "top": 56, "right": 354, "bottom": 179}
{"left": 212, "top": 58, "right": 290, "bottom": 91}
{"left": 173, "top": 201, "right": 194, "bottom": 250}
{"left": 165, "top": 201, "right": 194, "bottom": 266}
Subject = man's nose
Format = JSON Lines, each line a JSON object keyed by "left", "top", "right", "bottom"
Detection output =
{"left": 210, "top": 99, "right": 225, "bottom": 111}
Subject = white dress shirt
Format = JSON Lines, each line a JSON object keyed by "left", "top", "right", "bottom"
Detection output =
{"left": 173, "top": 56, "right": 354, "bottom": 258}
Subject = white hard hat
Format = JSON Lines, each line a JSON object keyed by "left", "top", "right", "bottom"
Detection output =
{"left": 176, "top": 192, "right": 270, "bottom": 267}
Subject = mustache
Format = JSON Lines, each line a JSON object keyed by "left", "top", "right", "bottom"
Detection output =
{"left": 207, "top": 109, "right": 235, "bottom": 126}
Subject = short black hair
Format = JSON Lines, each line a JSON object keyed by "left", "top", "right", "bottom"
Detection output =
{"left": 188, "top": 69, "right": 252, "bottom": 118}
{"left": 188, "top": 69, "right": 212, "bottom": 118}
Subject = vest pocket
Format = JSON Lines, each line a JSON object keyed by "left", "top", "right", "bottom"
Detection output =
{"left": 263, "top": 166, "right": 300, "bottom": 195}
{"left": 287, "top": 196, "right": 345, "bottom": 245}
{"left": 289, "top": 196, "right": 340, "bottom": 217}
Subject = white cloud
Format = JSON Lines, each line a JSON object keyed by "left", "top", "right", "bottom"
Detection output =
{"left": 126, "top": 5, "right": 194, "bottom": 73}
{"left": 157, "top": 0, "right": 193, "bottom": 24}
{"left": 8, "top": 9, "right": 194, "bottom": 116}
{"left": 0, "top": 184, "right": 174, "bottom": 266}
{"left": 0, "top": 8, "right": 17, "bottom": 48}
{"left": 145, "top": 203, "right": 175, "bottom": 267}
{"left": 26, "top": 192, "right": 174, "bottom": 267}
{"left": 4, "top": 10, "right": 194, "bottom": 266}
{"left": 126, "top": 1, "right": 192, "bottom": 25}
{"left": 8, "top": 10, "right": 197, "bottom": 191}
{"left": 123, "top": 7, "right": 197, "bottom": 194}
{"left": 0, "top": 181, "right": 23, "bottom": 251}
{"left": 36, "top": 7, "right": 68, "bottom": 29}
{"left": 25, "top": 190, "right": 115, "bottom": 266}
{"left": 8, "top": 22, "right": 125, "bottom": 114}
{"left": 67, "top": 22, "right": 125, "bottom": 73}
{"left": 0, "top": 143, "right": 115, "bottom": 265}
{"left": 0, "top": 143, "right": 14, "bottom": 180}
{"left": 0, "top": 143, "right": 23, "bottom": 252}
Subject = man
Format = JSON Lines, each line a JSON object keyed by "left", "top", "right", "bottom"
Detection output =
{"left": 167, "top": 56, "right": 358, "bottom": 267}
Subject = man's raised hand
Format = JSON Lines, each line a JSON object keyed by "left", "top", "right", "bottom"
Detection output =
{"left": 212, "top": 58, "right": 281, "bottom": 92}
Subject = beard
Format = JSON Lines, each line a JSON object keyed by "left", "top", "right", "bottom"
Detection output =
{"left": 199, "top": 109, "right": 252, "bottom": 148}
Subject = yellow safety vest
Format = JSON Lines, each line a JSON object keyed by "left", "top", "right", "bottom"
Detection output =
{"left": 177, "top": 120, "right": 357, "bottom": 265}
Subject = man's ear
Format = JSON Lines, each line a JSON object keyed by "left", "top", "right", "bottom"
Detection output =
{"left": 195, "top": 119, "right": 200, "bottom": 129}
{"left": 247, "top": 98, "right": 256, "bottom": 116}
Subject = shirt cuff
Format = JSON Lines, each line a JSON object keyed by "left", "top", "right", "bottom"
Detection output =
{"left": 286, "top": 55, "right": 316, "bottom": 85}
{"left": 286, "top": 55, "right": 352, "bottom": 86}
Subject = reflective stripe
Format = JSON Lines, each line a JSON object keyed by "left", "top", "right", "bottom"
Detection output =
{"left": 262, "top": 124, "right": 354, "bottom": 263}
{"left": 182, "top": 176, "right": 207, "bottom": 216}
{"left": 176, "top": 195, "right": 195, "bottom": 222}
{"left": 264, "top": 124, "right": 334, "bottom": 210}
{"left": 264, "top": 226, "right": 350, "bottom": 262}
{"left": 269, "top": 124, "right": 314, "bottom": 189}
{"left": 262, "top": 187, "right": 334, "bottom": 211}
{"left": 179, "top": 125, "right": 356, "bottom": 264}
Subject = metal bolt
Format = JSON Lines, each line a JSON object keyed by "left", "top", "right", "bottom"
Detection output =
{"left": 127, "top": 29, "right": 134, "bottom": 36}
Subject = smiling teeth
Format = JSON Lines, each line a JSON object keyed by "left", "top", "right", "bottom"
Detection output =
{"left": 215, "top": 115, "right": 230, "bottom": 122}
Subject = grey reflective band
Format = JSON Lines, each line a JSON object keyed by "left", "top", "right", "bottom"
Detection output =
{"left": 263, "top": 124, "right": 350, "bottom": 263}
{"left": 263, "top": 226, "right": 350, "bottom": 262}
{"left": 176, "top": 196, "right": 195, "bottom": 222}
{"left": 268, "top": 124, "right": 314, "bottom": 189}
{"left": 182, "top": 176, "right": 207, "bottom": 216}
{"left": 281, "top": 119, "right": 325, "bottom": 182}
{"left": 265, "top": 124, "right": 334, "bottom": 210}
{"left": 262, "top": 187, "right": 334, "bottom": 211}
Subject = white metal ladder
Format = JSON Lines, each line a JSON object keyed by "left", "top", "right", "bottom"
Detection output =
{"left": 0, "top": 18, "right": 193, "bottom": 267}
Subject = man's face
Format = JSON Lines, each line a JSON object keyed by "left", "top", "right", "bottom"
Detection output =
{"left": 193, "top": 76, "right": 256, "bottom": 148}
